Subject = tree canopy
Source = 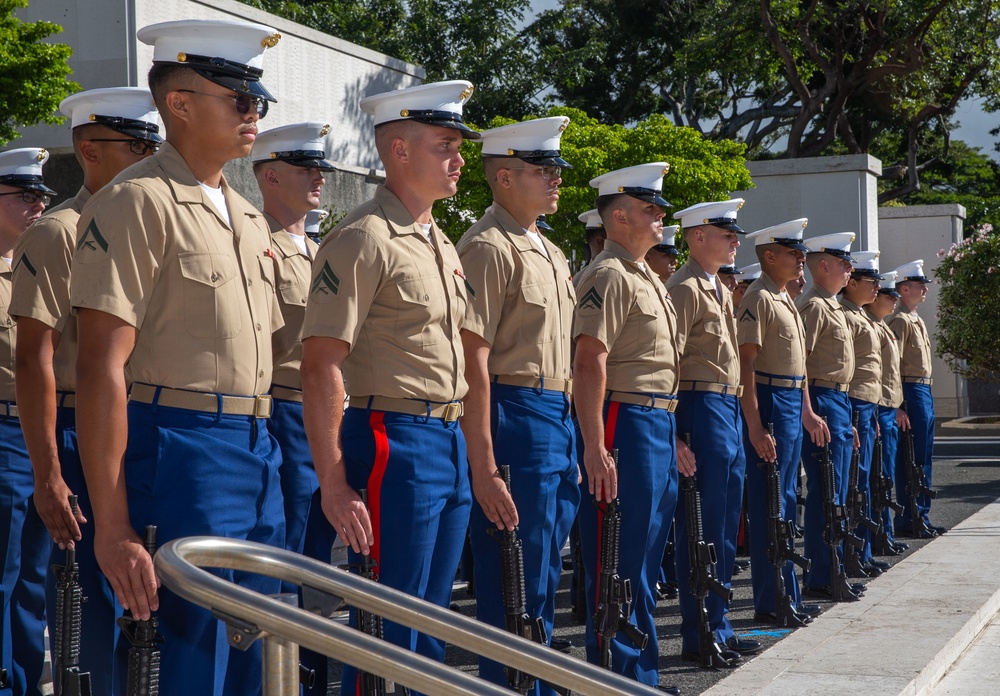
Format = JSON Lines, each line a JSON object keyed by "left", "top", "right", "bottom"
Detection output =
{"left": 935, "top": 226, "right": 1000, "bottom": 382}
{"left": 0, "top": 0, "right": 77, "bottom": 145}
{"left": 434, "top": 107, "right": 753, "bottom": 261}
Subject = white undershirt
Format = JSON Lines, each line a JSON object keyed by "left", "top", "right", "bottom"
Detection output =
{"left": 707, "top": 273, "right": 722, "bottom": 302}
{"left": 199, "top": 181, "right": 231, "bottom": 227}
{"left": 1, "top": 257, "right": 10, "bottom": 265}
{"left": 418, "top": 222, "right": 434, "bottom": 246}
{"left": 524, "top": 228, "right": 550, "bottom": 258}
{"left": 289, "top": 231, "right": 309, "bottom": 257}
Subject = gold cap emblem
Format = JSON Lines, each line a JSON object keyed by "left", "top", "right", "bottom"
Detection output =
{"left": 177, "top": 52, "right": 187, "bottom": 62}
{"left": 37, "top": 149, "right": 47, "bottom": 161}
{"left": 619, "top": 186, "right": 626, "bottom": 193}
{"left": 270, "top": 153, "right": 278, "bottom": 159}
{"left": 318, "top": 211, "right": 329, "bottom": 221}
{"left": 459, "top": 84, "right": 475, "bottom": 102}
{"left": 89, "top": 114, "right": 97, "bottom": 122}
{"left": 261, "top": 33, "right": 281, "bottom": 48}
{"left": 507, "top": 148, "right": 515, "bottom": 156}
{"left": 400, "top": 109, "right": 410, "bottom": 117}
{"left": 559, "top": 120, "right": 568, "bottom": 132}
{"left": 662, "top": 164, "right": 670, "bottom": 175}
{"left": 320, "top": 124, "right": 331, "bottom": 136}
{"left": 737, "top": 201, "right": 744, "bottom": 210}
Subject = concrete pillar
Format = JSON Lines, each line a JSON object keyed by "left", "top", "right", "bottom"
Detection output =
{"left": 878, "top": 205, "right": 968, "bottom": 419}
{"left": 734, "top": 155, "right": 882, "bottom": 268}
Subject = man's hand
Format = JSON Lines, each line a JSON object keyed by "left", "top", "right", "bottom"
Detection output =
{"left": 320, "top": 477, "right": 373, "bottom": 555}
{"left": 852, "top": 426, "right": 860, "bottom": 449}
{"left": 471, "top": 467, "right": 518, "bottom": 530}
{"left": 675, "top": 437, "right": 697, "bottom": 477}
{"left": 34, "top": 475, "right": 84, "bottom": 549}
{"left": 803, "top": 410, "right": 830, "bottom": 446}
{"left": 896, "top": 409, "right": 911, "bottom": 432}
{"left": 584, "top": 445, "right": 617, "bottom": 502}
{"left": 747, "top": 422, "right": 777, "bottom": 463}
{"left": 94, "top": 524, "right": 158, "bottom": 621}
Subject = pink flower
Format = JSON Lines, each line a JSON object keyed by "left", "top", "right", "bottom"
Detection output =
{"left": 938, "top": 249, "right": 946, "bottom": 257}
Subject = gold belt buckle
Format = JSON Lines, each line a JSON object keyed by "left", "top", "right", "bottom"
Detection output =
{"left": 442, "top": 402, "right": 463, "bottom": 421}
{"left": 564, "top": 378, "right": 574, "bottom": 395}
{"left": 254, "top": 395, "right": 273, "bottom": 418}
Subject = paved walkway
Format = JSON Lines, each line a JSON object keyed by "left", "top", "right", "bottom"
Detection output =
{"left": 705, "top": 496, "right": 1000, "bottom": 696}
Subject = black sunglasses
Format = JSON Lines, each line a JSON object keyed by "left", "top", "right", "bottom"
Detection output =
{"left": 86, "top": 138, "right": 160, "bottom": 156}
{"left": 177, "top": 89, "right": 268, "bottom": 118}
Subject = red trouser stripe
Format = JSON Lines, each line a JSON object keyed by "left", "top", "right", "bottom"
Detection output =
{"left": 595, "top": 401, "right": 621, "bottom": 650}
{"left": 366, "top": 411, "right": 390, "bottom": 571}
{"left": 357, "top": 412, "right": 390, "bottom": 696}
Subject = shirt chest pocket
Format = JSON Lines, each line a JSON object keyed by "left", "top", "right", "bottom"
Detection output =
{"left": 519, "top": 282, "right": 554, "bottom": 344}
{"left": 395, "top": 276, "right": 442, "bottom": 347}
{"left": 278, "top": 282, "right": 308, "bottom": 308}
{"left": 178, "top": 252, "right": 243, "bottom": 339}
{"left": 625, "top": 295, "right": 662, "bottom": 348}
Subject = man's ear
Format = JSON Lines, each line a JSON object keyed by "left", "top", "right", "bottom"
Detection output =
{"left": 164, "top": 90, "right": 191, "bottom": 123}
{"left": 77, "top": 139, "right": 100, "bottom": 165}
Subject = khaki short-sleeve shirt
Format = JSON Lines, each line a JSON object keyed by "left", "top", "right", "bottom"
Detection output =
{"left": 887, "top": 307, "right": 933, "bottom": 379}
{"left": 795, "top": 286, "right": 856, "bottom": 384}
{"left": 70, "top": 142, "right": 281, "bottom": 396}
{"left": 302, "top": 186, "right": 469, "bottom": 402}
{"left": 456, "top": 203, "right": 574, "bottom": 381}
{"left": 868, "top": 310, "right": 903, "bottom": 407}
{"left": 736, "top": 271, "right": 806, "bottom": 377}
{"left": 840, "top": 297, "right": 882, "bottom": 403}
{"left": 267, "top": 215, "right": 318, "bottom": 391}
{"left": 9, "top": 187, "right": 89, "bottom": 392}
{"left": 665, "top": 258, "right": 740, "bottom": 386}
{"left": 572, "top": 239, "right": 678, "bottom": 394}
{"left": 0, "top": 259, "right": 15, "bottom": 400}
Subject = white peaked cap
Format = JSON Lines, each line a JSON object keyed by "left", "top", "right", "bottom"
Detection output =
{"left": 480, "top": 116, "right": 571, "bottom": 166}
{"left": 746, "top": 218, "right": 808, "bottom": 249}
{"left": 590, "top": 162, "right": 670, "bottom": 206}
{"left": 59, "top": 87, "right": 161, "bottom": 142}
{"left": 673, "top": 198, "right": 745, "bottom": 233}
{"left": 804, "top": 232, "right": 856, "bottom": 262}
{"left": 579, "top": 209, "right": 604, "bottom": 229}
{"left": 360, "top": 80, "right": 479, "bottom": 139}
{"left": 251, "top": 121, "right": 334, "bottom": 169}
{"left": 893, "top": 259, "right": 931, "bottom": 283}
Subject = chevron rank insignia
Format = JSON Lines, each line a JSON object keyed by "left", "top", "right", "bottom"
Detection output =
{"left": 578, "top": 286, "right": 604, "bottom": 311}
{"left": 77, "top": 219, "right": 109, "bottom": 253}
{"left": 310, "top": 261, "right": 340, "bottom": 297}
{"left": 13, "top": 254, "right": 37, "bottom": 277}
{"left": 738, "top": 307, "right": 757, "bottom": 322}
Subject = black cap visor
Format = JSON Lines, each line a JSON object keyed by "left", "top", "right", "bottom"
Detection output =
{"left": 768, "top": 237, "right": 809, "bottom": 252}
{"left": 168, "top": 54, "right": 276, "bottom": 102}
{"left": 90, "top": 115, "right": 163, "bottom": 144}
{"left": 535, "top": 216, "right": 554, "bottom": 231}
{"left": 900, "top": 275, "right": 931, "bottom": 284}
{"left": 399, "top": 110, "right": 481, "bottom": 140}
{"left": 270, "top": 150, "right": 336, "bottom": 172}
{"left": 620, "top": 186, "right": 671, "bottom": 207}
{"left": 810, "top": 248, "right": 856, "bottom": 264}
{"left": 652, "top": 243, "right": 679, "bottom": 256}
{"left": 507, "top": 149, "right": 572, "bottom": 169}
{"left": 718, "top": 265, "right": 742, "bottom": 276}
{"left": 879, "top": 287, "right": 902, "bottom": 298}
{"left": 700, "top": 216, "right": 745, "bottom": 234}
{"left": 0, "top": 175, "right": 56, "bottom": 196}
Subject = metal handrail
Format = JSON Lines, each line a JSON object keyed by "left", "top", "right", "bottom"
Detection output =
{"left": 156, "top": 536, "right": 663, "bottom": 695}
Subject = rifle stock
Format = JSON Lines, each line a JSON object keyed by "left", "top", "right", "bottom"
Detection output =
{"left": 593, "top": 450, "right": 647, "bottom": 671}
{"left": 487, "top": 465, "right": 546, "bottom": 694}
{"left": 117, "top": 525, "right": 163, "bottom": 696}
{"left": 813, "top": 423, "right": 862, "bottom": 602}
{"left": 53, "top": 495, "right": 92, "bottom": 696}
{"left": 900, "top": 401, "right": 936, "bottom": 533}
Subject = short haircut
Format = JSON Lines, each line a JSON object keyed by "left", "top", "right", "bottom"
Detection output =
{"left": 596, "top": 193, "right": 628, "bottom": 223}
{"left": 373, "top": 119, "right": 420, "bottom": 162}
{"left": 147, "top": 63, "right": 197, "bottom": 110}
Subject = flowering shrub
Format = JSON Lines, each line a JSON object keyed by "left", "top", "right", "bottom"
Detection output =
{"left": 935, "top": 224, "right": 1000, "bottom": 381}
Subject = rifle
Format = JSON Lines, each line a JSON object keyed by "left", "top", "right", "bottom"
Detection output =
{"left": 813, "top": 426, "right": 863, "bottom": 602}
{"left": 487, "top": 465, "right": 546, "bottom": 694}
{"left": 681, "top": 433, "right": 735, "bottom": 667}
{"left": 870, "top": 430, "right": 904, "bottom": 555}
{"left": 900, "top": 401, "right": 936, "bottom": 533}
{"left": 53, "top": 495, "right": 92, "bottom": 696}
{"left": 117, "top": 526, "right": 163, "bottom": 696}
{"left": 844, "top": 411, "right": 882, "bottom": 577}
{"left": 764, "top": 424, "right": 811, "bottom": 627}
{"left": 349, "top": 490, "right": 395, "bottom": 696}
{"left": 593, "top": 449, "right": 648, "bottom": 671}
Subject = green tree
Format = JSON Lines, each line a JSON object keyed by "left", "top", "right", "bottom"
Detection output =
{"left": 434, "top": 107, "right": 753, "bottom": 262}
{"left": 0, "top": 0, "right": 77, "bottom": 145}
{"left": 536, "top": 0, "right": 1000, "bottom": 203}
{"left": 935, "top": 225, "right": 1000, "bottom": 382}
{"left": 243, "top": 0, "right": 544, "bottom": 122}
